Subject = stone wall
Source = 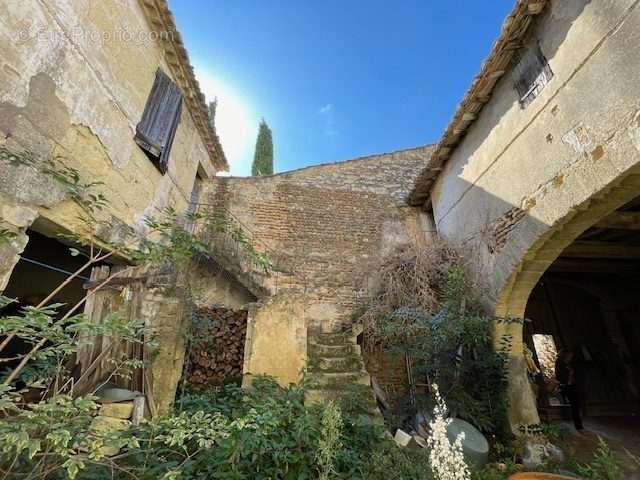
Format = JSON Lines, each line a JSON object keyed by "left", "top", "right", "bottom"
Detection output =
{"left": 201, "top": 147, "right": 433, "bottom": 385}
{"left": 0, "top": 0, "right": 221, "bottom": 290}
{"left": 429, "top": 0, "right": 640, "bottom": 427}
{"left": 203, "top": 146, "right": 434, "bottom": 327}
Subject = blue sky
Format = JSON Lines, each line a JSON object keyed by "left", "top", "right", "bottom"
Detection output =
{"left": 169, "top": 1, "right": 514, "bottom": 176}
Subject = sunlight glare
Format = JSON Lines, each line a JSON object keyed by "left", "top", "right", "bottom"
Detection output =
{"left": 196, "top": 70, "right": 256, "bottom": 176}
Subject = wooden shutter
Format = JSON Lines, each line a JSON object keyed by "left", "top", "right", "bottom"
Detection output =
{"left": 135, "top": 69, "right": 183, "bottom": 173}
{"left": 513, "top": 44, "right": 553, "bottom": 107}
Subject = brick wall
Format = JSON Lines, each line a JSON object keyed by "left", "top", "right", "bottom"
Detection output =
{"left": 201, "top": 146, "right": 433, "bottom": 328}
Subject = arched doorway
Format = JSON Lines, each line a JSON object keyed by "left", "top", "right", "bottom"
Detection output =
{"left": 494, "top": 170, "right": 640, "bottom": 429}
{"left": 524, "top": 196, "right": 640, "bottom": 438}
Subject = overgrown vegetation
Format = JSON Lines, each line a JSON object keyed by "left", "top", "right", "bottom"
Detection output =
{"left": 0, "top": 377, "right": 435, "bottom": 479}
{"left": 577, "top": 436, "right": 624, "bottom": 480}
{"left": 357, "top": 243, "right": 511, "bottom": 436}
{"left": 0, "top": 145, "right": 269, "bottom": 478}
{"left": 0, "top": 145, "right": 633, "bottom": 479}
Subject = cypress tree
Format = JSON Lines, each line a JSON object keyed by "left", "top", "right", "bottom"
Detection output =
{"left": 251, "top": 119, "right": 274, "bottom": 176}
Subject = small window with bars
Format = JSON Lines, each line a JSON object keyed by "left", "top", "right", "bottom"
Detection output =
{"left": 135, "top": 69, "right": 183, "bottom": 174}
{"left": 512, "top": 43, "right": 553, "bottom": 108}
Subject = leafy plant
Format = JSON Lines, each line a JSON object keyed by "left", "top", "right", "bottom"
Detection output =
{"left": 359, "top": 245, "right": 511, "bottom": 436}
{"left": 577, "top": 437, "right": 623, "bottom": 480}
{"left": 0, "top": 145, "right": 271, "bottom": 479}
{"left": 251, "top": 119, "right": 274, "bottom": 176}
{"left": 317, "top": 401, "right": 343, "bottom": 480}
{"left": 0, "top": 393, "right": 117, "bottom": 479}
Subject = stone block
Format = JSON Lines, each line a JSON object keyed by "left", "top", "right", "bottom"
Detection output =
{"left": 394, "top": 428, "right": 412, "bottom": 448}
{"left": 1, "top": 204, "right": 38, "bottom": 228}
{"left": 90, "top": 415, "right": 131, "bottom": 457}
{"left": 100, "top": 401, "right": 134, "bottom": 419}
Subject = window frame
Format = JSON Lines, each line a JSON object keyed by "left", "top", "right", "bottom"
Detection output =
{"left": 512, "top": 42, "right": 553, "bottom": 108}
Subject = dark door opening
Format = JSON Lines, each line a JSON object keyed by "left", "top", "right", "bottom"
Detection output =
{"left": 523, "top": 197, "right": 640, "bottom": 450}
{"left": 0, "top": 230, "right": 107, "bottom": 380}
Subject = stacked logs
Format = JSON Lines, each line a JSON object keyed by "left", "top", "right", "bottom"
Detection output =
{"left": 186, "top": 306, "right": 247, "bottom": 387}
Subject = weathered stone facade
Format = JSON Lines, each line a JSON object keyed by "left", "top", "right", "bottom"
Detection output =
{"left": 0, "top": 0, "right": 225, "bottom": 411}
{"left": 0, "top": 0, "right": 225, "bottom": 289}
{"left": 410, "top": 0, "right": 640, "bottom": 429}
{"left": 3, "top": 0, "right": 637, "bottom": 430}
{"left": 201, "top": 147, "right": 434, "bottom": 386}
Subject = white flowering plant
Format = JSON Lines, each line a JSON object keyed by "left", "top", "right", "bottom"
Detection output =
{"left": 427, "top": 384, "right": 471, "bottom": 480}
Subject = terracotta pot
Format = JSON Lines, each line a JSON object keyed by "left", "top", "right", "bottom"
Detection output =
{"left": 509, "top": 474, "right": 577, "bottom": 480}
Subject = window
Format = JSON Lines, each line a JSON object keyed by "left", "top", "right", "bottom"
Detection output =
{"left": 512, "top": 43, "right": 553, "bottom": 108}
{"left": 135, "top": 68, "right": 183, "bottom": 173}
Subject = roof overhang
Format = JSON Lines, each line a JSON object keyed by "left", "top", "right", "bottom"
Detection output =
{"left": 408, "top": 0, "right": 548, "bottom": 208}
{"left": 139, "top": 0, "right": 228, "bottom": 172}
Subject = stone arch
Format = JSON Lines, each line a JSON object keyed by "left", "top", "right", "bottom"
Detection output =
{"left": 493, "top": 166, "right": 640, "bottom": 429}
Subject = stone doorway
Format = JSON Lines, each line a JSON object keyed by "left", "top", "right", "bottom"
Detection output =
{"left": 493, "top": 169, "right": 640, "bottom": 430}
{"left": 522, "top": 195, "right": 640, "bottom": 455}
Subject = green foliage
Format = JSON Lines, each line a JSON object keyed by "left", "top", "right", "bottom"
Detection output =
{"left": 371, "top": 265, "right": 510, "bottom": 435}
{"left": 0, "top": 393, "right": 112, "bottom": 480}
{"left": 469, "top": 463, "right": 518, "bottom": 480}
{"left": 0, "top": 300, "right": 151, "bottom": 387}
{"left": 251, "top": 119, "right": 274, "bottom": 176}
{"left": 577, "top": 437, "right": 623, "bottom": 480}
{"left": 364, "top": 442, "right": 432, "bottom": 480}
{"left": 4, "top": 377, "right": 431, "bottom": 479}
{"left": 0, "top": 227, "right": 18, "bottom": 245}
{"left": 317, "top": 401, "right": 343, "bottom": 480}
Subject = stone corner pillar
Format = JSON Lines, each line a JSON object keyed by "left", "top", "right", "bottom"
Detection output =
{"left": 242, "top": 293, "right": 307, "bottom": 388}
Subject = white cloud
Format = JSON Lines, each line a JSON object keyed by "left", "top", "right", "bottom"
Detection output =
{"left": 318, "top": 103, "right": 337, "bottom": 136}
{"left": 318, "top": 103, "right": 333, "bottom": 114}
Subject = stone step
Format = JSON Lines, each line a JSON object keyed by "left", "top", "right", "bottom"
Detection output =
{"left": 308, "top": 342, "right": 359, "bottom": 358}
{"left": 309, "top": 331, "right": 356, "bottom": 346}
{"left": 304, "top": 389, "right": 380, "bottom": 415}
{"left": 314, "top": 370, "right": 370, "bottom": 389}
{"left": 311, "top": 356, "right": 363, "bottom": 373}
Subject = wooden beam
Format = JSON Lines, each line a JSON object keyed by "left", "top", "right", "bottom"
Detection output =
{"left": 562, "top": 242, "right": 640, "bottom": 259}
{"left": 595, "top": 211, "right": 640, "bottom": 230}
{"left": 83, "top": 276, "right": 147, "bottom": 290}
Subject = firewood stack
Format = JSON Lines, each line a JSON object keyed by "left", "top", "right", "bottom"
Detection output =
{"left": 186, "top": 306, "right": 248, "bottom": 387}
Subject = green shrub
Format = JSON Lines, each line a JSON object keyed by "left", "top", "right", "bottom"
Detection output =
{"left": 71, "top": 377, "right": 431, "bottom": 479}
{"left": 577, "top": 437, "right": 623, "bottom": 480}
{"left": 361, "top": 254, "right": 511, "bottom": 436}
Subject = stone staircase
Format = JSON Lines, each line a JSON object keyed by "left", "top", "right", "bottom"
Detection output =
{"left": 306, "top": 326, "right": 377, "bottom": 412}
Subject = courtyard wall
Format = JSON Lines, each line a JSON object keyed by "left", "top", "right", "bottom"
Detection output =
{"left": 427, "top": 0, "right": 640, "bottom": 427}
{"left": 202, "top": 146, "right": 434, "bottom": 384}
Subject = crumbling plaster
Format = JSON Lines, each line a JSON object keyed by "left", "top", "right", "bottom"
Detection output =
{"left": 0, "top": 0, "right": 214, "bottom": 223}
{"left": 0, "top": 0, "right": 219, "bottom": 289}
{"left": 430, "top": 0, "right": 640, "bottom": 428}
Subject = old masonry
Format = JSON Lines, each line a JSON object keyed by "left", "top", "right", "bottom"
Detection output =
{"left": 1, "top": 0, "right": 640, "bottom": 432}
